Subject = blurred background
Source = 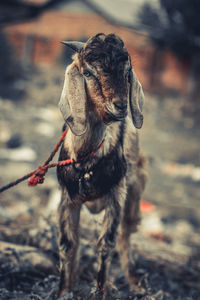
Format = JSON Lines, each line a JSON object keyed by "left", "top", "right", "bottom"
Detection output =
{"left": 0, "top": 0, "right": 200, "bottom": 299}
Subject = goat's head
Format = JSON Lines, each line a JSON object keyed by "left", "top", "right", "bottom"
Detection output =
{"left": 59, "top": 33, "right": 144, "bottom": 136}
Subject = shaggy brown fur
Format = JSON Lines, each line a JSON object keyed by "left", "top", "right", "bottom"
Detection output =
{"left": 57, "top": 33, "right": 147, "bottom": 299}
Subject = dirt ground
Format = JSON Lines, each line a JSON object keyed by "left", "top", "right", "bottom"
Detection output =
{"left": 0, "top": 66, "right": 200, "bottom": 299}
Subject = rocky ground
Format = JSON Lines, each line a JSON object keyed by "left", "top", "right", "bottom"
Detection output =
{"left": 0, "top": 66, "right": 200, "bottom": 299}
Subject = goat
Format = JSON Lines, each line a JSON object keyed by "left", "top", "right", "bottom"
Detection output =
{"left": 56, "top": 33, "right": 147, "bottom": 299}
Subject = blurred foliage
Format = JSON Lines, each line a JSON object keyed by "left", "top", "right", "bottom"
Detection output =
{"left": 0, "top": 0, "right": 69, "bottom": 25}
{"left": 139, "top": 0, "right": 200, "bottom": 60}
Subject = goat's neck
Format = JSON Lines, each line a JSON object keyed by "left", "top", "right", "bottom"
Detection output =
{"left": 64, "top": 113, "right": 106, "bottom": 161}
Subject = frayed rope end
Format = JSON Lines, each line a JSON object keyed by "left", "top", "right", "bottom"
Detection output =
{"left": 28, "top": 165, "right": 48, "bottom": 187}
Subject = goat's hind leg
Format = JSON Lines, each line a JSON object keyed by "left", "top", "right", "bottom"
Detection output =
{"left": 57, "top": 190, "right": 81, "bottom": 298}
{"left": 117, "top": 183, "right": 143, "bottom": 292}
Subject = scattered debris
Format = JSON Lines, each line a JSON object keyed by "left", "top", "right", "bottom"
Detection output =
{"left": 161, "top": 162, "right": 200, "bottom": 181}
{"left": 0, "top": 147, "right": 37, "bottom": 162}
{"left": 140, "top": 200, "right": 155, "bottom": 213}
{"left": 0, "top": 67, "right": 199, "bottom": 299}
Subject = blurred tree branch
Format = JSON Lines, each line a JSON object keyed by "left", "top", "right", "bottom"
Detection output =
{"left": 0, "top": 0, "right": 69, "bottom": 25}
{"left": 139, "top": 1, "right": 200, "bottom": 57}
{"left": 0, "top": 0, "right": 142, "bottom": 32}
{"left": 138, "top": 0, "right": 200, "bottom": 96}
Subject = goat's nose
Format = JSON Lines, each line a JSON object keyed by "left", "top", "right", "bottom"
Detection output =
{"left": 113, "top": 100, "right": 127, "bottom": 111}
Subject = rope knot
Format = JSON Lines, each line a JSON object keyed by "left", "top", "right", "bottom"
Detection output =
{"left": 28, "top": 165, "right": 48, "bottom": 187}
{"left": 0, "top": 129, "right": 106, "bottom": 193}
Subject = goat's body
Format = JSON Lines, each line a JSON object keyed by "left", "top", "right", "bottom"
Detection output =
{"left": 57, "top": 116, "right": 146, "bottom": 297}
{"left": 56, "top": 33, "right": 147, "bottom": 298}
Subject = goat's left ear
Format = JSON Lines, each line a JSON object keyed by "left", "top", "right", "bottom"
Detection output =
{"left": 128, "top": 69, "right": 144, "bottom": 129}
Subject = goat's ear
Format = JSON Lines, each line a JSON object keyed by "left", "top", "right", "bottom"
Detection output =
{"left": 58, "top": 63, "right": 87, "bottom": 136}
{"left": 61, "top": 41, "right": 84, "bottom": 52}
{"left": 128, "top": 69, "right": 144, "bottom": 129}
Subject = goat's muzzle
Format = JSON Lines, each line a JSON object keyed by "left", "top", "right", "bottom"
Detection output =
{"left": 113, "top": 100, "right": 127, "bottom": 113}
{"left": 105, "top": 99, "right": 128, "bottom": 123}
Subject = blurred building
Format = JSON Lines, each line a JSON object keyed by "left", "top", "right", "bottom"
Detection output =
{"left": 2, "top": 0, "right": 197, "bottom": 95}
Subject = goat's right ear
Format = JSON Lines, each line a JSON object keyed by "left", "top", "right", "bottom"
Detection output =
{"left": 58, "top": 63, "right": 88, "bottom": 136}
{"left": 61, "top": 41, "right": 84, "bottom": 52}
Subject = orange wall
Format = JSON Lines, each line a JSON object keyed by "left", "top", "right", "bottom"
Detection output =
{"left": 4, "top": 11, "right": 195, "bottom": 95}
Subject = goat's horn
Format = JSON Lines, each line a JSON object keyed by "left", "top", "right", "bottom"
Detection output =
{"left": 61, "top": 41, "right": 84, "bottom": 52}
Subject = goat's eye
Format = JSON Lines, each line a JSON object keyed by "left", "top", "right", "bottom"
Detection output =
{"left": 83, "top": 70, "right": 91, "bottom": 78}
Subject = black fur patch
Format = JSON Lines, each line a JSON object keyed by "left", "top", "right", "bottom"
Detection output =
{"left": 57, "top": 146, "right": 127, "bottom": 200}
{"left": 57, "top": 122, "right": 127, "bottom": 200}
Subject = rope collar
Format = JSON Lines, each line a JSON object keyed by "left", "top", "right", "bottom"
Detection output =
{"left": 28, "top": 136, "right": 104, "bottom": 187}
{"left": 0, "top": 129, "right": 104, "bottom": 192}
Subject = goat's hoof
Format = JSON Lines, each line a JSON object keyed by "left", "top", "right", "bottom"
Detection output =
{"left": 91, "top": 286, "right": 111, "bottom": 300}
{"left": 57, "top": 291, "right": 73, "bottom": 300}
{"left": 91, "top": 287, "right": 104, "bottom": 300}
{"left": 129, "top": 284, "right": 146, "bottom": 297}
{"left": 127, "top": 272, "right": 146, "bottom": 296}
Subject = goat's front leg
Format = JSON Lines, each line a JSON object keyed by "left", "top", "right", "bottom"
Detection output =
{"left": 96, "top": 181, "right": 125, "bottom": 296}
{"left": 57, "top": 190, "right": 81, "bottom": 298}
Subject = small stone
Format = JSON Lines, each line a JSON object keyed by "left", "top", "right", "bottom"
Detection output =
{"left": 6, "top": 134, "right": 23, "bottom": 148}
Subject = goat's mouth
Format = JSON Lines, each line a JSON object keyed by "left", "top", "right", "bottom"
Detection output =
{"left": 104, "top": 109, "right": 128, "bottom": 124}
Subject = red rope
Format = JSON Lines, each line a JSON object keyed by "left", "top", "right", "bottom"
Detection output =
{"left": 0, "top": 129, "right": 104, "bottom": 193}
